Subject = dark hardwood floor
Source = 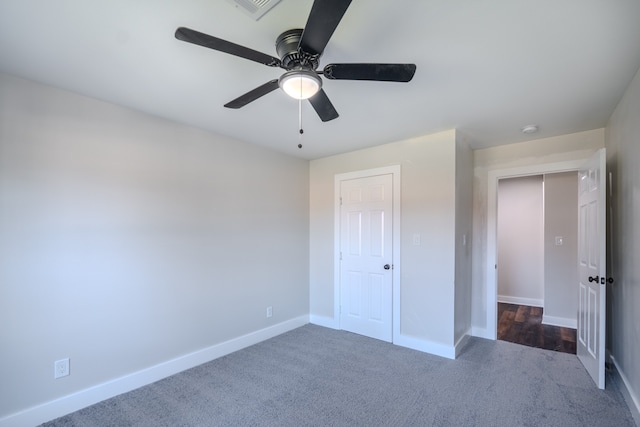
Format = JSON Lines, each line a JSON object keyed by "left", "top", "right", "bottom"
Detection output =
{"left": 497, "top": 303, "right": 576, "bottom": 354}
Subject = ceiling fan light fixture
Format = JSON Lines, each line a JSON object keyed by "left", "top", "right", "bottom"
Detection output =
{"left": 279, "top": 69, "right": 322, "bottom": 100}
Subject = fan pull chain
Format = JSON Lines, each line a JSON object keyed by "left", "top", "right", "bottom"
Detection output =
{"left": 297, "top": 83, "right": 304, "bottom": 149}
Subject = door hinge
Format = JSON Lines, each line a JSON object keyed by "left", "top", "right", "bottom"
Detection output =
{"left": 340, "top": 196, "right": 343, "bottom": 206}
{"left": 340, "top": 251, "right": 342, "bottom": 261}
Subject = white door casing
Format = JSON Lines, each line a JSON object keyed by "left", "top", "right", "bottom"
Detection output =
{"left": 483, "top": 159, "right": 591, "bottom": 340}
{"left": 577, "top": 148, "right": 606, "bottom": 389}
{"left": 339, "top": 173, "right": 393, "bottom": 342}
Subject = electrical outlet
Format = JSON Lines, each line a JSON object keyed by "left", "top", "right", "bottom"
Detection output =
{"left": 266, "top": 306, "right": 273, "bottom": 318}
{"left": 54, "top": 358, "right": 70, "bottom": 379}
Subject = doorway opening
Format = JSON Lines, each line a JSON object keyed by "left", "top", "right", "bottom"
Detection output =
{"left": 484, "top": 158, "right": 587, "bottom": 341}
{"left": 486, "top": 150, "right": 607, "bottom": 388}
{"left": 496, "top": 172, "right": 578, "bottom": 354}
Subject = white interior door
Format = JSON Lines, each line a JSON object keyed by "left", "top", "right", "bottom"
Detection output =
{"left": 339, "top": 174, "right": 393, "bottom": 342}
{"left": 577, "top": 148, "right": 606, "bottom": 389}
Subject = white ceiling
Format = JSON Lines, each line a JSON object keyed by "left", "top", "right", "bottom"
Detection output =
{"left": 1, "top": 0, "right": 639, "bottom": 160}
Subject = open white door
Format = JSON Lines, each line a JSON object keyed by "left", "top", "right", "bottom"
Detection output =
{"left": 577, "top": 148, "right": 606, "bottom": 389}
{"left": 339, "top": 173, "right": 393, "bottom": 342}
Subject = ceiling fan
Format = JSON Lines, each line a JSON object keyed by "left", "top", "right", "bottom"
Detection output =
{"left": 175, "top": 0, "right": 416, "bottom": 122}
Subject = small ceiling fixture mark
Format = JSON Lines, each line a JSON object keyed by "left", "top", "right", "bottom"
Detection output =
{"left": 521, "top": 124, "right": 539, "bottom": 134}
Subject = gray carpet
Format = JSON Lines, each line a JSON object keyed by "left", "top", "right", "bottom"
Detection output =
{"left": 41, "top": 324, "right": 635, "bottom": 426}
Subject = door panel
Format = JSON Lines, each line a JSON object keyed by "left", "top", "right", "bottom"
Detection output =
{"left": 346, "top": 271, "right": 362, "bottom": 317}
{"left": 369, "top": 273, "right": 384, "bottom": 321}
{"left": 347, "top": 212, "right": 361, "bottom": 255}
{"left": 340, "top": 174, "right": 393, "bottom": 342}
{"left": 370, "top": 211, "right": 384, "bottom": 257}
{"left": 577, "top": 148, "right": 606, "bottom": 389}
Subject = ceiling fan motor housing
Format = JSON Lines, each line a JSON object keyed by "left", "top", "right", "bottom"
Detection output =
{"left": 276, "top": 29, "right": 319, "bottom": 70}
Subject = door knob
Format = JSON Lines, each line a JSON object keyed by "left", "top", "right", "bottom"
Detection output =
{"left": 383, "top": 264, "right": 390, "bottom": 270}
{"left": 588, "top": 276, "right": 599, "bottom": 283}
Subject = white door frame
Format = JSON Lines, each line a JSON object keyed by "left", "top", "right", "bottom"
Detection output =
{"left": 484, "top": 159, "right": 589, "bottom": 340}
{"left": 334, "top": 165, "right": 401, "bottom": 342}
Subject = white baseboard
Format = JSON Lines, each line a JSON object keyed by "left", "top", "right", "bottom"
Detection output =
{"left": 0, "top": 316, "right": 309, "bottom": 427}
{"left": 497, "top": 295, "right": 544, "bottom": 307}
{"left": 471, "top": 326, "right": 494, "bottom": 340}
{"left": 609, "top": 354, "right": 640, "bottom": 425}
{"left": 454, "top": 330, "right": 472, "bottom": 358}
{"left": 311, "top": 317, "right": 458, "bottom": 360}
{"left": 312, "top": 317, "right": 461, "bottom": 360}
{"left": 309, "top": 314, "right": 338, "bottom": 329}
{"left": 394, "top": 334, "right": 456, "bottom": 360}
{"left": 542, "top": 314, "right": 577, "bottom": 329}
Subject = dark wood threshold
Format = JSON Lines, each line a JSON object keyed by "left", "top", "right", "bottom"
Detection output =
{"left": 498, "top": 303, "right": 576, "bottom": 354}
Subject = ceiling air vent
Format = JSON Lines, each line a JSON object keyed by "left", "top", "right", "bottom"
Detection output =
{"left": 227, "top": 0, "right": 282, "bottom": 21}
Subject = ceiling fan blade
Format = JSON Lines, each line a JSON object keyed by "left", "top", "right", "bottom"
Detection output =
{"left": 224, "top": 80, "right": 280, "bottom": 109}
{"left": 175, "top": 27, "right": 281, "bottom": 68}
{"left": 323, "top": 63, "right": 417, "bottom": 82}
{"left": 299, "top": 0, "right": 352, "bottom": 56}
{"left": 308, "top": 89, "right": 339, "bottom": 122}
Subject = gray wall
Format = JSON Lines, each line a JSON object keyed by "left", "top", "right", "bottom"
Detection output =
{"left": 543, "top": 171, "right": 578, "bottom": 327}
{"left": 309, "top": 130, "right": 460, "bottom": 352}
{"left": 0, "top": 73, "right": 310, "bottom": 419}
{"left": 497, "top": 175, "right": 544, "bottom": 305}
{"left": 606, "top": 64, "right": 640, "bottom": 417}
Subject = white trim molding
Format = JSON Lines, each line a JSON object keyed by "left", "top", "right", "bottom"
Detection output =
{"left": 541, "top": 314, "right": 577, "bottom": 329}
{"left": 497, "top": 295, "right": 544, "bottom": 307}
{"left": 309, "top": 314, "right": 338, "bottom": 329}
{"left": 394, "top": 334, "right": 456, "bottom": 360}
{"left": 0, "top": 316, "right": 309, "bottom": 427}
{"left": 609, "top": 354, "right": 640, "bottom": 425}
{"left": 454, "top": 331, "right": 472, "bottom": 358}
{"left": 485, "top": 158, "right": 591, "bottom": 340}
{"left": 471, "top": 326, "right": 492, "bottom": 340}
